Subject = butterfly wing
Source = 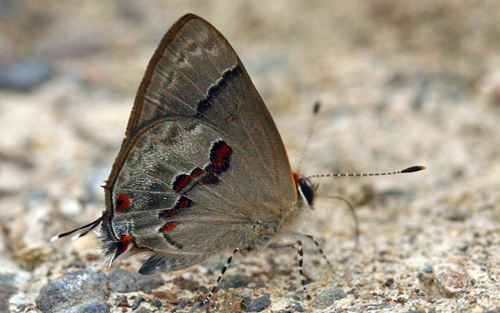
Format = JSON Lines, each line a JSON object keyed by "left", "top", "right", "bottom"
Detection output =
{"left": 102, "top": 14, "right": 297, "bottom": 273}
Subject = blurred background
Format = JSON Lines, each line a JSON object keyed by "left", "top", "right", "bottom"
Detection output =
{"left": 1, "top": 1, "right": 500, "bottom": 312}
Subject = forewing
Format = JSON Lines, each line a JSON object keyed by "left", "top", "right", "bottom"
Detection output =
{"left": 117, "top": 14, "right": 294, "bottom": 198}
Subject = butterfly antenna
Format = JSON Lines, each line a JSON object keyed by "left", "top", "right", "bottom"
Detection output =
{"left": 297, "top": 102, "right": 321, "bottom": 174}
{"left": 306, "top": 165, "right": 426, "bottom": 179}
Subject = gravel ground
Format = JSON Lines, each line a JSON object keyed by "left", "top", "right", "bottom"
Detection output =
{"left": 1, "top": 1, "right": 500, "bottom": 312}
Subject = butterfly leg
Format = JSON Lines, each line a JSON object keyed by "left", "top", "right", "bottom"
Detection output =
{"left": 202, "top": 248, "right": 240, "bottom": 306}
{"left": 269, "top": 241, "right": 314, "bottom": 297}
{"left": 294, "top": 232, "right": 334, "bottom": 271}
{"left": 296, "top": 240, "right": 312, "bottom": 300}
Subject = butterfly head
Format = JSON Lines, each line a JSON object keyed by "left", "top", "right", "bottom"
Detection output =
{"left": 293, "top": 172, "right": 318, "bottom": 207}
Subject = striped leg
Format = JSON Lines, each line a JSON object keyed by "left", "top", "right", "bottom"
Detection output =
{"left": 296, "top": 240, "right": 311, "bottom": 300}
{"left": 269, "top": 236, "right": 332, "bottom": 300}
{"left": 202, "top": 248, "right": 240, "bottom": 305}
{"left": 268, "top": 241, "right": 311, "bottom": 299}
{"left": 297, "top": 233, "right": 334, "bottom": 271}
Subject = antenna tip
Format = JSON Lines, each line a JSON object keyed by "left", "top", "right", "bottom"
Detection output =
{"left": 50, "top": 235, "right": 60, "bottom": 242}
{"left": 401, "top": 165, "right": 426, "bottom": 173}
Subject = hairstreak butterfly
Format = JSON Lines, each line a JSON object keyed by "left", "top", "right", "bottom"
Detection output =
{"left": 52, "top": 13, "right": 425, "bottom": 305}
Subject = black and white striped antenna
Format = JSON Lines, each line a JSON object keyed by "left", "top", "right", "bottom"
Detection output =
{"left": 306, "top": 165, "right": 426, "bottom": 179}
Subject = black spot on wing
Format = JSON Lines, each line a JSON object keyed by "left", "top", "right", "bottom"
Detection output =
{"left": 195, "top": 64, "right": 242, "bottom": 118}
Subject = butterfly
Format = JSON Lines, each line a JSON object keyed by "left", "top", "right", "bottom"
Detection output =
{"left": 53, "top": 13, "right": 424, "bottom": 304}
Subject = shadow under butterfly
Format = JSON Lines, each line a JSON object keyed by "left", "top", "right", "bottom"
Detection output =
{"left": 52, "top": 13, "right": 425, "bottom": 306}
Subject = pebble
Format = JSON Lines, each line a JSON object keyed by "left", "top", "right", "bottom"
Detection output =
{"left": 108, "top": 268, "right": 164, "bottom": 293}
{"left": 9, "top": 291, "right": 26, "bottom": 306}
{"left": 172, "top": 276, "right": 198, "bottom": 292}
{"left": 418, "top": 263, "right": 471, "bottom": 299}
{"left": 74, "top": 301, "right": 109, "bottom": 313}
{"left": 35, "top": 270, "right": 109, "bottom": 313}
{"left": 0, "top": 274, "right": 16, "bottom": 312}
{"left": 108, "top": 269, "right": 139, "bottom": 292}
{"left": 116, "top": 295, "right": 129, "bottom": 307}
{"left": 132, "top": 297, "right": 144, "bottom": 310}
{"left": 433, "top": 263, "right": 471, "bottom": 297}
{"left": 0, "top": 59, "right": 53, "bottom": 92}
{"left": 135, "top": 273, "right": 164, "bottom": 293}
{"left": 175, "top": 300, "right": 190, "bottom": 308}
{"left": 218, "top": 274, "right": 253, "bottom": 289}
{"left": 243, "top": 294, "right": 271, "bottom": 312}
{"left": 289, "top": 303, "right": 305, "bottom": 312}
{"left": 150, "top": 299, "right": 162, "bottom": 308}
{"left": 383, "top": 278, "right": 395, "bottom": 287}
{"left": 309, "top": 287, "right": 347, "bottom": 310}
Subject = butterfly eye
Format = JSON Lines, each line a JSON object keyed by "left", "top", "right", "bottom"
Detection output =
{"left": 298, "top": 178, "right": 317, "bottom": 206}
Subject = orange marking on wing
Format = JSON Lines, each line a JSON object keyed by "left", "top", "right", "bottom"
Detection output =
{"left": 159, "top": 222, "right": 178, "bottom": 233}
{"left": 116, "top": 194, "right": 132, "bottom": 211}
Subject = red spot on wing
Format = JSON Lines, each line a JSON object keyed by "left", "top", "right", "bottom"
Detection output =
{"left": 158, "top": 196, "right": 192, "bottom": 219}
{"left": 173, "top": 174, "right": 190, "bottom": 193}
{"left": 171, "top": 141, "right": 232, "bottom": 193}
{"left": 116, "top": 234, "right": 153, "bottom": 253}
{"left": 159, "top": 208, "right": 179, "bottom": 218}
{"left": 176, "top": 196, "right": 193, "bottom": 209}
{"left": 119, "top": 235, "right": 134, "bottom": 243}
{"left": 159, "top": 221, "right": 178, "bottom": 233}
{"left": 191, "top": 167, "right": 204, "bottom": 178}
{"left": 208, "top": 141, "right": 232, "bottom": 174}
{"left": 116, "top": 234, "right": 134, "bottom": 254}
{"left": 173, "top": 167, "right": 205, "bottom": 192}
{"left": 116, "top": 194, "right": 131, "bottom": 211}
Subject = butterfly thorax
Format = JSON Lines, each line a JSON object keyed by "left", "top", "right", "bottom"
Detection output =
{"left": 242, "top": 203, "right": 303, "bottom": 252}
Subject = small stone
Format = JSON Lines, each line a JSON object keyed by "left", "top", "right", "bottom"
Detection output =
{"left": 0, "top": 274, "right": 16, "bottom": 312}
{"left": 108, "top": 269, "right": 139, "bottom": 292}
{"left": 419, "top": 263, "right": 471, "bottom": 299}
{"left": 241, "top": 297, "right": 252, "bottom": 310}
{"left": 175, "top": 300, "right": 190, "bottom": 308}
{"left": 9, "top": 291, "right": 27, "bottom": 306}
{"left": 76, "top": 301, "right": 109, "bottom": 313}
{"left": 219, "top": 274, "right": 253, "bottom": 289}
{"left": 309, "top": 287, "right": 347, "bottom": 310}
{"left": 289, "top": 304, "right": 305, "bottom": 312}
{"left": 150, "top": 299, "right": 162, "bottom": 308}
{"left": 35, "top": 270, "right": 109, "bottom": 313}
{"left": 132, "top": 297, "right": 144, "bottom": 310}
{"left": 434, "top": 263, "right": 470, "bottom": 297}
{"left": 288, "top": 283, "right": 299, "bottom": 292}
{"left": 135, "top": 273, "right": 164, "bottom": 293}
{"left": 0, "top": 58, "right": 53, "bottom": 92}
{"left": 244, "top": 294, "right": 271, "bottom": 312}
{"left": 384, "top": 278, "right": 395, "bottom": 287}
{"left": 117, "top": 295, "right": 129, "bottom": 307}
{"left": 150, "top": 291, "right": 177, "bottom": 303}
{"left": 172, "top": 276, "right": 198, "bottom": 292}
